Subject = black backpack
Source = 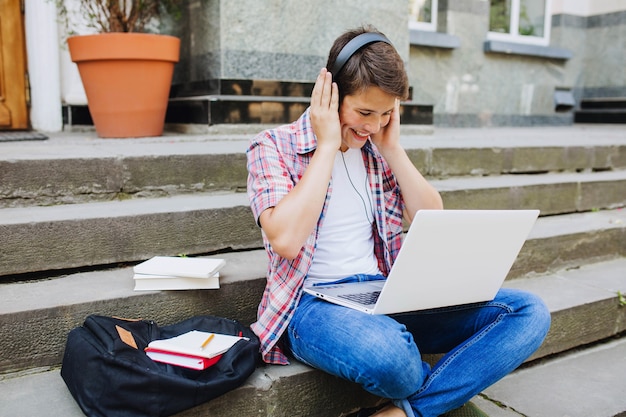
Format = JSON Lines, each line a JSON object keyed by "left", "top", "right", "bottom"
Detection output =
{"left": 61, "top": 314, "right": 260, "bottom": 417}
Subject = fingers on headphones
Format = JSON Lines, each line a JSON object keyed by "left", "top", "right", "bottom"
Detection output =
{"left": 330, "top": 79, "right": 339, "bottom": 111}
{"left": 315, "top": 68, "right": 334, "bottom": 108}
{"left": 311, "top": 68, "right": 326, "bottom": 105}
{"left": 312, "top": 68, "right": 339, "bottom": 112}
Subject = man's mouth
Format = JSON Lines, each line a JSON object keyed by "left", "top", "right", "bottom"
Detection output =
{"left": 353, "top": 129, "right": 370, "bottom": 139}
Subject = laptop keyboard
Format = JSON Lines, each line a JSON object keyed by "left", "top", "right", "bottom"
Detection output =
{"left": 338, "top": 291, "right": 381, "bottom": 305}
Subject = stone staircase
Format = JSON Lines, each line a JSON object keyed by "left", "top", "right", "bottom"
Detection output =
{"left": 1, "top": 125, "right": 625, "bottom": 417}
{"left": 575, "top": 97, "right": 626, "bottom": 124}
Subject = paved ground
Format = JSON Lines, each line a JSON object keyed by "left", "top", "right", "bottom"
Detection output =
{"left": 479, "top": 336, "right": 626, "bottom": 417}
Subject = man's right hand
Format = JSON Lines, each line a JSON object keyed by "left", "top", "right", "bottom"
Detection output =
{"left": 310, "top": 68, "right": 341, "bottom": 153}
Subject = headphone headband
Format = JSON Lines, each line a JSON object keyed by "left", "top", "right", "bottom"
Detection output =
{"left": 330, "top": 33, "right": 392, "bottom": 77}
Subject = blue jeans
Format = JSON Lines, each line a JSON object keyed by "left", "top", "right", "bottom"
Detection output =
{"left": 286, "top": 276, "right": 551, "bottom": 417}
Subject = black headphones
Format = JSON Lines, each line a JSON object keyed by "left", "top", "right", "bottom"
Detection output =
{"left": 330, "top": 32, "right": 392, "bottom": 77}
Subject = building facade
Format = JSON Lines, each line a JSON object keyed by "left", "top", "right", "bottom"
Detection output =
{"left": 7, "top": 0, "right": 626, "bottom": 132}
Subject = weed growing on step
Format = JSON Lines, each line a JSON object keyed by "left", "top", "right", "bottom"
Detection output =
{"left": 618, "top": 291, "right": 626, "bottom": 307}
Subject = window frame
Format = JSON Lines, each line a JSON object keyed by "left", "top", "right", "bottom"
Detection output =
{"left": 409, "top": 0, "right": 438, "bottom": 32}
{"left": 487, "top": 0, "right": 552, "bottom": 46}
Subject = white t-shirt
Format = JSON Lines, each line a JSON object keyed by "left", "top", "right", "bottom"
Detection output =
{"left": 305, "top": 148, "right": 381, "bottom": 286}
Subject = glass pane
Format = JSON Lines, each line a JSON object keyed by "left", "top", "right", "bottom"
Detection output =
{"left": 489, "top": 0, "right": 512, "bottom": 33}
{"left": 409, "top": 0, "right": 433, "bottom": 23}
{"left": 519, "top": 0, "right": 545, "bottom": 37}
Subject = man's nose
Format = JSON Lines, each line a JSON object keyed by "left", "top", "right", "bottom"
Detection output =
{"left": 364, "top": 116, "right": 382, "bottom": 134}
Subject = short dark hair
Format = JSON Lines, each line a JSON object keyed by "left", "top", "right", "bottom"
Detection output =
{"left": 326, "top": 26, "right": 409, "bottom": 103}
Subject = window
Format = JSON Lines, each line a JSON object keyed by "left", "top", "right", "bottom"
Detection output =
{"left": 409, "top": 0, "right": 438, "bottom": 32}
{"left": 488, "top": 0, "right": 552, "bottom": 45}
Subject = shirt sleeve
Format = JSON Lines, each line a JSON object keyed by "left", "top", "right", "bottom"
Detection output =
{"left": 246, "top": 131, "right": 294, "bottom": 226}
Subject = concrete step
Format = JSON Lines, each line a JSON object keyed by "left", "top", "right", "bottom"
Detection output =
{"left": 4, "top": 338, "right": 626, "bottom": 417}
{"left": 1, "top": 173, "right": 625, "bottom": 277}
{"left": 1, "top": 222, "right": 625, "bottom": 375}
{"left": 0, "top": 361, "right": 381, "bottom": 417}
{"left": 502, "top": 257, "right": 626, "bottom": 360}
{"left": 1, "top": 257, "right": 625, "bottom": 417}
{"left": 575, "top": 109, "right": 626, "bottom": 124}
{"left": 0, "top": 249, "right": 267, "bottom": 375}
{"left": 580, "top": 97, "right": 626, "bottom": 110}
{"left": 1, "top": 127, "right": 624, "bottom": 208}
{"left": 575, "top": 97, "right": 626, "bottom": 124}
{"left": 1, "top": 125, "right": 624, "bottom": 415}
{"left": 480, "top": 336, "right": 626, "bottom": 417}
{"left": 0, "top": 134, "right": 251, "bottom": 208}
{"left": 433, "top": 169, "right": 626, "bottom": 214}
{"left": 0, "top": 192, "right": 260, "bottom": 277}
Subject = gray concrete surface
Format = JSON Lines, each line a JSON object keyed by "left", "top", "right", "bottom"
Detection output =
{"left": 1, "top": 125, "right": 625, "bottom": 161}
{"left": 483, "top": 337, "right": 626, "bottom": 417}
{"left": 2, "top": 336, "right": 625, "bottom": 417}
{"left": 1, "top": 124, "right": 624, "bottom": 416}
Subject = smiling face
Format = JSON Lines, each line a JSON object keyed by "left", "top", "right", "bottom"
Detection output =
{"left": 338, "top": 86, "right": 397, "bottom": 152}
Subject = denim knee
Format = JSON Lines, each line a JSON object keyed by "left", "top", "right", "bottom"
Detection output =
{"left": 520, "top": 290, "right": 551, "bottom": 347}
{"left": 495, "top": 288, "right": 551, "bottom": 357}
{"left": 355, "top": 333, "right": 429, "bottom": 399}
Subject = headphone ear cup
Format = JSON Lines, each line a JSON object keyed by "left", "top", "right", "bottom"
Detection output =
{"left": 331, "top": 33, "right": 392, "bottom": 78}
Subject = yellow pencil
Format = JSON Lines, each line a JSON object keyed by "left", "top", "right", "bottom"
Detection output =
{"left": 200, "top": 333, "right": 215, "bottom": 349}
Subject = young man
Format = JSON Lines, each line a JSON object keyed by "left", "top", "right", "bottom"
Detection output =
{"left": 246, "top": 26, "right": 550, "bottom": 417}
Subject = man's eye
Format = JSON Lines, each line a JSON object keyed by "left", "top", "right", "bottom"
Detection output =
{"left": 359, "top": 112, "right": 371, "bottom": 117}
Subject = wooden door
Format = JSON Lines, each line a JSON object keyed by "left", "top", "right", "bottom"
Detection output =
{"left": 0, "top": 0, "right": 29, "bottom": 130}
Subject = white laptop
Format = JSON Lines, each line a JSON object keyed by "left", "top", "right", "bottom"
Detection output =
{"left": 303, "top": 209, "right": 539, "bottom": 315}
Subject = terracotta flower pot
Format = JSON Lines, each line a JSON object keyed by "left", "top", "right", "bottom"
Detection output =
{"left": 68, "top": 33, "right": 180, "bottom": 138}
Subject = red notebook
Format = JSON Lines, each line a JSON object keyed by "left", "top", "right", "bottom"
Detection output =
{"left": 144, "top": 330, "right": 245, "bottom": 370}
{"left": 145, "top": 348, "right": 223, "bottom": 370}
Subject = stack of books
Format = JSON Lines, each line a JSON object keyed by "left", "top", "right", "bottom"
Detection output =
{"left": 133, "top": 256, "right": 226, "bottom": 291}
{"left": 145, "top": 330, "right": 246, "bottom": 370}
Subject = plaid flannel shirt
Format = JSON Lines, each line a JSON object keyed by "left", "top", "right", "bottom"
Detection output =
{"left": 246, "top": 108, "right": 405, "bottom": 364}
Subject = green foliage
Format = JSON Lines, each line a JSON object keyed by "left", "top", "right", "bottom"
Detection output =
{"left": 618, "top": 291, "right": 626, "bottom": 307}
{"left": 518, "top": 3, "right": 536, "bottom": 36}
{"left": 489, "top": 0, "right": 537, "bottom": 36}
{"left": 489, "top": 0, "right": 510, "bottom": 33}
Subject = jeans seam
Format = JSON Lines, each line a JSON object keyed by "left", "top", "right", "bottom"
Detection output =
{"left": 412, "top": 302, "right": 513, "bottom": 396}
{"left": 291, "top": 328, "right": 381, "bottom": 391}
{"left": 288, "top": 301, "right": 414, "bottom": 399}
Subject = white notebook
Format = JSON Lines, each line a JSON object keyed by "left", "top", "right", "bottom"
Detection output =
{"left": 133, "top": 256, "right": 226, "bottom": 279}
{"left": 133, "top": 273, "right": 220, "bottom": 291}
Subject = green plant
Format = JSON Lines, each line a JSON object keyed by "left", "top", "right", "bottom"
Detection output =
{"left": 518, "top": 3, "right": 536, "bottom": 36}
{"left": 56, "top": 0, "right": 182, "bottom": 34}
{"left": 618, "top": 291, "right": 626, "bottom": 307}
{"left": 489, "top": 0, "right": 510, "bottom": 33}
{"left": 489, "top": 0, "right": 537, "bottom": 37}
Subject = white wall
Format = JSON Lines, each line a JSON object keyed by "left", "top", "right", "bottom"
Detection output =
{"left": 552, "top": 0, "right": 626, "bottom": 16}
{"left": 24, "top": 0, "right": 62, "bottom": 132}
{"left": 58, "top": 0, "right": 92, "bottom": 106}
{"left": 59, "top": 50, "right": 88, "bottom": 106}
{"left": 24, "top": 0, "right": 92, "bottom": 132}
